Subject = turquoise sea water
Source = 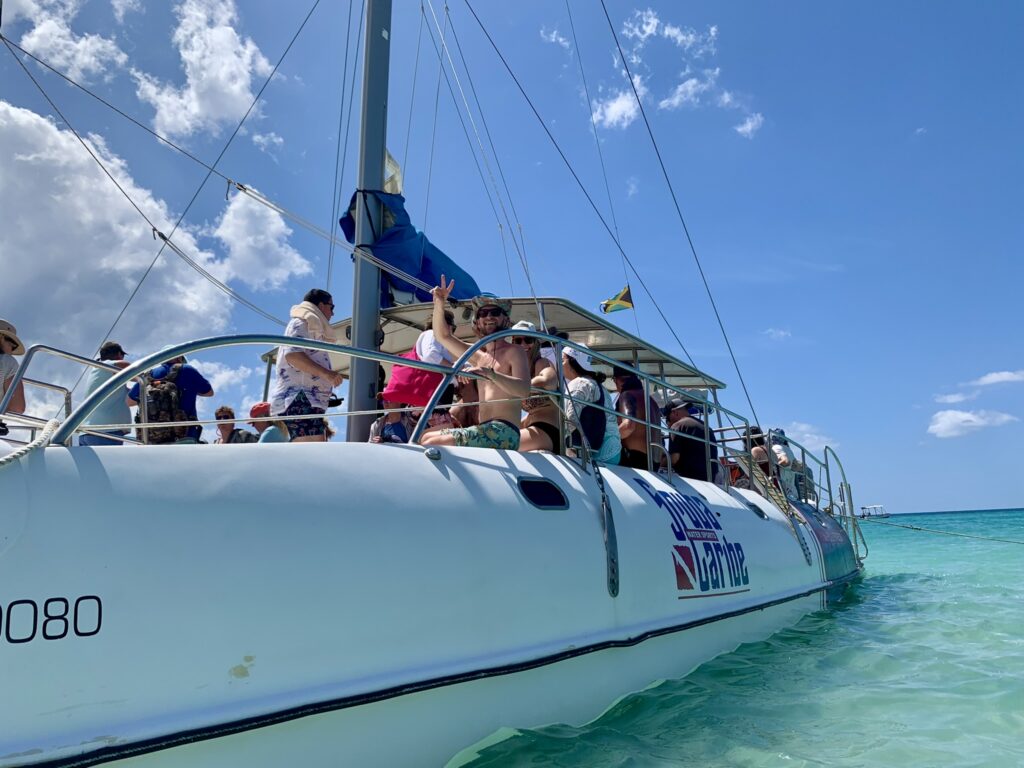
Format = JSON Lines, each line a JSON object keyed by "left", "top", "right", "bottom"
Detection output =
{"left": 463, "top": 509, "right": 1024, "bottom": 767}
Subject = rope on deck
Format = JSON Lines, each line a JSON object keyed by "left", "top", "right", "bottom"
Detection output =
{"left": 0, "top": 419, "right": 61, "bottom": 469}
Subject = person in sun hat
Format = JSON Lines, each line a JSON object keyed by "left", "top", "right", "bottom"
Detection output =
{"left": 249, "top": 401, "right": 290, "bottom": 443}
{"left": 0, "top": 319, "right": 26, "bottom": 415}
{"left": 508, "top": 320, "right": 561, "bottom": 453}
{"left": 419, "top": 279, "right": 529, "bottom": 450}
{"left": 80, "top": 340, "right": 133, "bottom": 446}
{"left": 560, "top": 342, "right": 620, "bottom": 465}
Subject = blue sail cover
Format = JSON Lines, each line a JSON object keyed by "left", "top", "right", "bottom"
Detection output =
{"left": 340, "top": 191, "right": 481, "bottom": 307}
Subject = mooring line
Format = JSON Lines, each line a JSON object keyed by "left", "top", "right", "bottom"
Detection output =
{"left": 860, "top": 518, "right": 1024, "bottom": 546}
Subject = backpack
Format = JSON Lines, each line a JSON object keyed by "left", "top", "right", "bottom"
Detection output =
{"left": 136, "top": 364, "right": 189, "bottom": 444}
{"left": 573, "top": 385, "right": 607, "bottom": 454}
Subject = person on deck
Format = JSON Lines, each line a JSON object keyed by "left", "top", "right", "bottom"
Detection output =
{"left": 369, "top": 401, "right": 415, "bottom": 444}
{"left": 612, "top": 366, "right": 662, "bottom": 470}
{"left": 127, "top": 351, "right": 214, "bottom": 443}
{"left": 419, "top": 279, "right": 529, "bottom": 450}
{"left": 270, "top": 288, "right": 343, "bottom": 443}
{"left": 0, "top": 319, "right": 26, "bottom": 416}
{"left": 511, "top": 321, "right": 562, "bottom": 453}
{"left": 213, "top": 405, "right": 258, "bottom": 444}
{"left": 80, "top": 341, "right": 132, "bottom": 446}
{"left": 249, "top": 402, "right": 290, "bottom": 443}
{"left": 0, "top": 320, "right": 26, "bottom": 440}
{"left": 664, "top": 397, "right": 718, "bottom": 482}
{"left": 561, "top": 344, "right": 620, "bottom": 465}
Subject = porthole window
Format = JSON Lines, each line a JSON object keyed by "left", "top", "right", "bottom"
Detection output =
{"left": 517, "top": 478, "right": 569, "bottom": 510}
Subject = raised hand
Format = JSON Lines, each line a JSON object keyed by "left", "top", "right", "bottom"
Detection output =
{"left": 431, "top": 274, "right": 455, "bottom": 303}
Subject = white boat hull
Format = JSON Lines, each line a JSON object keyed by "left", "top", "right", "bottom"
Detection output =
{"left": 0, "top": 442, "right": 858, "bottom": 767}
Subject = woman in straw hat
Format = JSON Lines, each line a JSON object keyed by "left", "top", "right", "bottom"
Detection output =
{"left": 0, "top": 319, "right": 26, "bottom": 414}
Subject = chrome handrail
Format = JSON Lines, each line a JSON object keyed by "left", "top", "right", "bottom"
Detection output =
{"left": 52, "top": 335, "right": 459, "bottom": 445}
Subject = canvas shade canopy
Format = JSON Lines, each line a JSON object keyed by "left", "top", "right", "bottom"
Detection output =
{"left": 270, "top": 297, "right": 727, "bottom": 394}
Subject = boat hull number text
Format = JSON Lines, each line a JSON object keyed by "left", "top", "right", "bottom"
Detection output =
{"left": 634, "top": 479, "right": 751, "bottom": 597}
{"left": 0, "top": 596, "right": 102, "bottom": 644}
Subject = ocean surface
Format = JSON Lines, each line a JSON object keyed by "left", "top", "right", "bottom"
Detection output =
{"left": 461, "top": 509, "right": 1024, "bottom": 767}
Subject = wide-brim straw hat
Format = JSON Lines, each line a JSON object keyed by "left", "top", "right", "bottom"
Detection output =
{"left": 0, "top": 319, "right": 25, "bottom": 355}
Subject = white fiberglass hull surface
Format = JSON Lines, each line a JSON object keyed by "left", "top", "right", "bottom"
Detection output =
{"left": 0, "top": 443, "right": 854, "bottom": 767}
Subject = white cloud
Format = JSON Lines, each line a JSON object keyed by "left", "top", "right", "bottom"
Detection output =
{"left": 252, "top": 131, "right": 283, "bottom": 154}
{"left": 658, "top": 68, "right": 719, "bottom": 110}
{"left": 762, "top": 328, "right": 790, "bottom": 341}
{"left": 717, "top": 90, "right": 736, "bottom": 108}
{"left": 132, "top": 0, "right": 272, "bottom": 139}
{"left": 933, "top": 391, "right": 979, "bottom": 404}
{"left": 111, "top": 0, "right": 141, "bottom": 23}
{"left": 734, "top": 112, "right": 764, "bottom": 139}
{"left": 783, "top": 422, "right": 836, "bottom": 452}
{"left": 662, "top": 22, "right": 717, "bottom": 56}
{"left": 540, "top": 26, "right": 570, "bottom": 51}
{"left": 927, "top": 409, "right": 1018, "bottom": 438}
{"left": 191, "top": 360, "right": 255, "bottom": 393}
{"left": 592, "top": 74, "right": 648, "bottom": 130}
{"left": 16, "top": 0, "right": 127, "bottom": 82}
{"left": 622, "top": 9, "right": 660, "bottom": 45}
{"left": 212, "top": 189, "right": 312, "bottom": 291}
{"left": 914, "top": 126, "right": 927, "bottom": 136}
{"left": 626, "top": 176, "right": 638, "bottom": 198}
{"left": 968, "top": 370, "right": 1024, "bottom": 386}
{"left": 0, "top": 101, "right": 306, "bottom": 419}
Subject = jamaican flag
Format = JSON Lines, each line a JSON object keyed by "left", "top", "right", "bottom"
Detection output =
{"left": 600, "top": 284, "right": 633, "bottom": 314}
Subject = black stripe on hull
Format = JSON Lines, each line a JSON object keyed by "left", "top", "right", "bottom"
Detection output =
{"left": 33, "top": 569, "right": 862, "bottom": 768}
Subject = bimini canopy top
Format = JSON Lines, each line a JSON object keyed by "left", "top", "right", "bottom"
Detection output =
{"left": 325, "top": 297, "right": 726, "bottom": 391}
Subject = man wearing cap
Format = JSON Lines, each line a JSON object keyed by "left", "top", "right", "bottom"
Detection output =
{"left": 127, "top": 352, "right": 214, "bottom": 443}
{"left": 80, "top": 341, "right": 134, "bottom": 446}
{"left": 420, "top": 276, "right": 529, "bottom": 450}
{"left": 0, "top": 319, "right": 26, "bottom": 416}
{"left": 664, "top": 397, "right": 718, "bottom": 482}
{"left": 612, "top": 366, "right": 663, "bottom": 470}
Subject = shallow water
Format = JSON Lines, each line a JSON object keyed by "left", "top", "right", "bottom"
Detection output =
{"left": 461, "top": 509, "right": 1024, "bottom": 767}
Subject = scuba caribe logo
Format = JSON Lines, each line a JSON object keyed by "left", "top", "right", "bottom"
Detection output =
{"left": 634, "top": 478, "right": 750, "bottom": 597}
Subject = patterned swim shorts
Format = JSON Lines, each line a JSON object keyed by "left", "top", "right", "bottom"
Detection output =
{"left": 442, "top": 419, "right": 521, "bottom": 450}
{"left": 280, "top": 391, "right": 327, "bottom": 439}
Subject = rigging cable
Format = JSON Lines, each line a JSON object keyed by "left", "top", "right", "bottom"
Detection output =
{"left": 598, "top": 0, "right": 760, "bottom": 427}
{"left": 422, "top": 3, "right": 449, "bottom": 229}
{"left": 332, "top": 0, "right": 367, "bottom": 280}
{"left": 462, "top": 0, "right": 698, "bottom": 370}
{"left": 427, "top": 1, "right": 544, "bottom": 320}
{"left": 564, "top": 0, "right": 638, "bottom": 336}
{"left": 326, "top": 0, "right": 358, "bottom": 291}
{"left": 401, "top": 2, "right": 426, "bottom": 174}
{"left": 2, "top": 0, "right": 319, "bottom": 408}
{"left": 419, "top": 4, "right": 516, "bottom": 295}
{"left": 859, "top": 518, "right": 1024, "bottom": 547}
{"left": 1, "top": 25, "right": 436, "bottom": 304}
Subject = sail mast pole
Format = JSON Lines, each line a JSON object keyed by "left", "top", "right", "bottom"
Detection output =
{"left": 347, "top": 0, "right": 393, "bottom": 442}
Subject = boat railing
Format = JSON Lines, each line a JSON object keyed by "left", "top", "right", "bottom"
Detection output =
{"left": 19, "top": 331, "right": 858, "bottom": 544}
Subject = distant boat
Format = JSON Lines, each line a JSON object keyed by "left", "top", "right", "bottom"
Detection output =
{"left": 860, "top": 504, "right": 891, "bottom": 518}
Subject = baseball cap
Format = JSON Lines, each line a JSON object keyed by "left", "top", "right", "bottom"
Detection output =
{"left": 249, "top": 402, "right": 271, "bottom": 419}
{"left": 99, "top": 341, "right": 127, "bottom": 360}
{"left": 561, "top": 343, "right": 594, "bottom": 372}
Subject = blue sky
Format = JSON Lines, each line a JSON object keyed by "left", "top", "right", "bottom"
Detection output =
{"left": 0, "top": 0, "right": 1021, "bottom": 513}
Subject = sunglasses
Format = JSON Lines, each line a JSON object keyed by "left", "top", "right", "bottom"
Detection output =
{"left": 475, "top": 307, "right": 505, "bottom": 319}
{"left": 510, "top": 337, "right": 534, "bottom": 345}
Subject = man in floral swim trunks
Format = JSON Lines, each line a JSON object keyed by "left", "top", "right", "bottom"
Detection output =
{"left": 419, "top": 277, "right": 529, "bottom": 450}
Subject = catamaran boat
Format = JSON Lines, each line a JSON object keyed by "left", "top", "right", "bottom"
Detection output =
{"left": 0, "top": 2, "right": 867, "bottom": 766}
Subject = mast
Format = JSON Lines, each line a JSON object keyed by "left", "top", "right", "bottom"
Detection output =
{"left": 347, "top": 0, "right": 393, "bottom": 442}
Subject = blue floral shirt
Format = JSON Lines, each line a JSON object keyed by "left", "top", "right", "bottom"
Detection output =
{"left": 271, "top": 318, "right": 334, "bottom": 413}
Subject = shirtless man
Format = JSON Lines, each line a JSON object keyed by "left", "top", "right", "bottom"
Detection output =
{"left": 420, "top": 277, "right": 529, "bottom": 449}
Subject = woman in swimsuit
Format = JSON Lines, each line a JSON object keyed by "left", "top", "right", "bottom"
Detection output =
{"left": 509, "top": 321, "right": 562, "bottom": 454}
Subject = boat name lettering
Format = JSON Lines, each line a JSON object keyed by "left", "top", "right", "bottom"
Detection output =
{"left": 634, "top": 479, "right": 750, "bottom": 595}
{"left": 0, "top": 596, "right": 102, "bottom": 645}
